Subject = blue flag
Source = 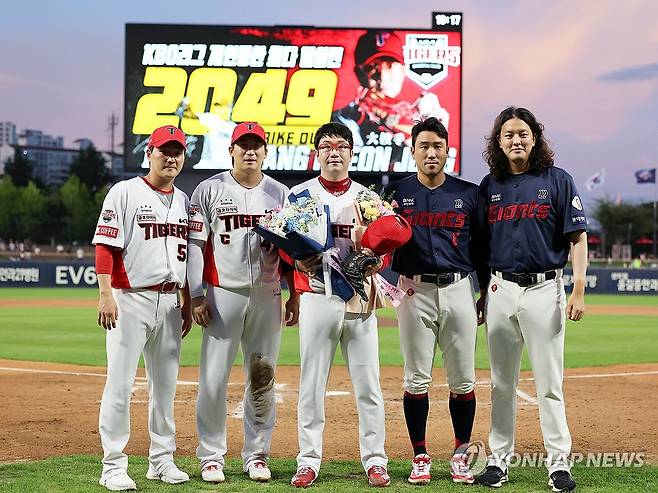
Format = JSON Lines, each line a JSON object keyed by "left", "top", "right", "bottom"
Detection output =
{"left": 635, "top": 168, "right": 656, "bottom": 184}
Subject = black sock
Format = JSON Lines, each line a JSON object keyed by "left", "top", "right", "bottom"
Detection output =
{"left": 403, "top": 391, "right": 429, "bottom": 456}
{"left": 449, "top": 390, "right": 476, "bottom": 451}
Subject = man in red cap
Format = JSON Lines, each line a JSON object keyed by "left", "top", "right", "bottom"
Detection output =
{"left": 187, "top": 122, "right": 298, "bottom": 484}
{"left": 94, "top": 125, "right": 192, "bottom": 490}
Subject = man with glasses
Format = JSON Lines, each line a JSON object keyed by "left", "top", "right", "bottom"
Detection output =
{"left": 288, "top": 122, "right": 390, "bottom": 488}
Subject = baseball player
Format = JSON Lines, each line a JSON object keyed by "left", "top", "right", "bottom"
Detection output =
{"left": 187, "top": 122, "right": 298, "bottom": 483}
{"left": 383, "top": 117, "right": 487, "bottom": 485}
{"left": 288, "top": 122, "right": 390, "bottom": 488}
{"left": 475, "top": 107, "right": 587, "bottom": 493}
{"left": 94, "top": 125, "right": 192, "bottom": 491}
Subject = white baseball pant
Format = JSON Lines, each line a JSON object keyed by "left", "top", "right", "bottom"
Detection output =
{"left": 99, "top": 289, "right": 182, "bottom": 479}
{"left": 485, "top": 273, "right": 572, "bottom": 475}
{"left": 296, "top": 292, "right": 388, "bottom": 474}
{"left": 195, "top": 283, "right": 282, "bottom": 470}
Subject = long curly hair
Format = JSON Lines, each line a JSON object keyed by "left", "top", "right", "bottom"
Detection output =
{"left": 483, "top": 106, "right": 554, "bottom": 180}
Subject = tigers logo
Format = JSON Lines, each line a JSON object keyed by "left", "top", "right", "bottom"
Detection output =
{"left": 403, "top": 33, "right": 461, "bottom": 89}
{"left": 572, "top": 195, "right": 583, "bottom": 211}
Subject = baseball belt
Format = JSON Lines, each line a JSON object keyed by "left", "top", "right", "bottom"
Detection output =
{"left": 494, "top": 270, "right": 558, "bottom": 287}
{"left": 148, "top": 281, "right": 178, "bottom": 293}
{"left": 405, "top": 271, "right": 469, "bottom": 288}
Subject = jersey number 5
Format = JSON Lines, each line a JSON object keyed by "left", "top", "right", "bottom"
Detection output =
{"left": 177, "top": 244, "right": 187, "bottom": 261}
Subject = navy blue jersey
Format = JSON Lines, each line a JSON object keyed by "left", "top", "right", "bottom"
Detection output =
{"left": 479, "top": 166, "right": 588, "bottom": 273}
{"left": 384, "top": 174, "right": 486, "bottom": 284}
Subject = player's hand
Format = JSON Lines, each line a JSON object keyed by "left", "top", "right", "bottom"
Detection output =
{"left": 476, "top": 290, "right": 487, "bottom": 326}
{"left": 566, "top": 292, "right": 585, "bottom": 321}
{"left": 284, "top": 293, "right": 300, "bottom": 326}
{"left": 295, "top": 254, "right": 322, "bottom": 274}
{"left": 192, "top": 296, "right": 212, "bottom": 328}
{"left": 97, "top": 292, "right": 118, "bottom": 330}
{"left": 181, "top": 304, "right": 193, "bottom": 338}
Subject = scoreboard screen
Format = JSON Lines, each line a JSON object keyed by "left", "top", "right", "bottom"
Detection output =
{"left": 124, "top": 22, "right": 462, "bottom": 176}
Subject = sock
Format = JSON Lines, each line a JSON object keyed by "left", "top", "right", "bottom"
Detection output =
{"left": 449, "top": 390, "right": 476, "bottom": 451}
{"left": 403, "top": 391, "right": 429, "bottom": 456}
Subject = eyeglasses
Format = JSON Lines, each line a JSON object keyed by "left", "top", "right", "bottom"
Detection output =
{"left": 317, "top": 143, "right": 352, "bottom": 154}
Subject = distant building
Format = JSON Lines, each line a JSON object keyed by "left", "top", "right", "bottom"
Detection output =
{"left": 1, "top": 124, "right": 129, "bottom": 187}
{"left": 0, "top": 122, "right": 17, "bottom": 146}
{"left": 18, "top": 129, "right": 64, "bottom": 148}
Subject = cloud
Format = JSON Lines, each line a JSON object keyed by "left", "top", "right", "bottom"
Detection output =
{"left": 599, "top": 63, "right": 658, "bottom": 83}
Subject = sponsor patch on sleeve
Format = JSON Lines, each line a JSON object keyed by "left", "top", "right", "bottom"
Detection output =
{"left": 189, "top": 204, "right": 201, "bottom": 216}
{"left": 96, "top": 225, "right": 119, "bottom": 238}
{"left": 571, "top": 195, "right": 583, "bottom": 210}
{"left": 189, "top": 221, "right": 203, "bottom": 232}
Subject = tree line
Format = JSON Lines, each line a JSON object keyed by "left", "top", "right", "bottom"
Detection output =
{"left": 0, "top": 145, "right": 111, "bottom": 245}
{"left": 1, "top": 145, "right": 655, "bottom": 253}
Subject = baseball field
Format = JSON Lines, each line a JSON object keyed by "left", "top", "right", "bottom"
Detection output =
{"left": 1, "top": 288, "right": 657, "bottom": 492}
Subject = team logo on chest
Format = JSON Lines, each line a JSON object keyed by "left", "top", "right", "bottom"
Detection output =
{"left": 215, "top": 206, "right": 239, "bottom": 216}
{"left": 136, "top": 213, "right": 157, "bottom": 224}
{"left": 491, "top": 193, "right": 502, "bottom": 202}
{"left": 402, "top": 197, "right": 415, "bottom": 207}
{"left": 454, "top": 198, "right": 463, "bottom": 209}
{"left": 538, "top": 189, "right": 549, "bottom": 199}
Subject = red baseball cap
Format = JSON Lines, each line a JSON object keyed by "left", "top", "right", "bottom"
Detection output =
{"left": 355, "top": 31, "right": 404, "bottom": 67}
{"left": 231, "top": 122, "right": 267, "bottom": 145}
{"left": 148, "top": 125, "right": 187, "bottom": 149}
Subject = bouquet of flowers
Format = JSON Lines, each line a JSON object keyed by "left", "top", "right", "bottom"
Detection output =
{"left": 253, "top": 189, "right": 355, "bottom": 301}
{"left": 342, "top": 187, "right": 412, "bottom": 304}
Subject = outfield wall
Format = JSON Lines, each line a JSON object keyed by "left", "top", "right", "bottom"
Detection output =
{"left": 1, "top": 262, "right": 657, "bottom": 294}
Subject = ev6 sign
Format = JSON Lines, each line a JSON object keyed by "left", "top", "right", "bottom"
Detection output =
{"left": 0, "top": 262, "right": 97, "bottom": 287}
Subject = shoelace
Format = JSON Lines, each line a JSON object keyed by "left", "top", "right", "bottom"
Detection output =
{"left": 296, "top": 467, "right": 314, "bottom": 477}
{"left": 453, "top": 456, "right": 471, "bottom": 474}
{"left": 370, "top": 466, "right": 388, "bottom": 476}
{"left": 252, "top": 461, "right": 267, "bottom": 469}
{"left": 205, "top": 464, "right": 219, "bottom": 472}
{"left": 413, "top": 458, "right": 431, "bottom": 475}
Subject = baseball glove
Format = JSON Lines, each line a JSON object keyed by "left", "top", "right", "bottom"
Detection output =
{"left": 341, "top": 251, "right": 379, "bottom": 302}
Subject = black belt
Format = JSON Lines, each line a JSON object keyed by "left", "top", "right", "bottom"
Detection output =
{"left": 493, "top": 270, "right": 557, "bottom": 287}
{"left": 405, "top": 271, "right": 469, "bottom": 288}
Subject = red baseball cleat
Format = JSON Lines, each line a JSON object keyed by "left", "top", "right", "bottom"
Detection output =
{"left": 408, "top": 453, "right": 431, "bottom": 484}
{"left": 291, "top": 466, "right": 317, "bottom": 487}
{"left": 367, "top": 465, "right": 391, "bottom": 487}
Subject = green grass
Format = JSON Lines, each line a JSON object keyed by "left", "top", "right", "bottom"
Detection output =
{"left": 0, "top": 456, "right": 656, "bottom": 492}
{"left": 0, "top": 290, "right": 656, "bottom": 369}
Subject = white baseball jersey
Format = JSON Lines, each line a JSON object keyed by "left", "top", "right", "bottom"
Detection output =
{"left": 92, "top": 177, "right": 189, "bottom": 289}
{"left": 289, "top": 177, "right": 368, "bottom": 295}
{"left": 188, "top": 171, "right": 289, "bottom": 288}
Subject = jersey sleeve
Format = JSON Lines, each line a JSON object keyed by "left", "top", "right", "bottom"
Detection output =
{"left": 558, "top": 171, "right": 588, "bottom": 235}
{"left": 92, "top": 183, "right": 126, "bottom": 248}
{"left": 188, "top": 182, "right": 211, "bottom": 241}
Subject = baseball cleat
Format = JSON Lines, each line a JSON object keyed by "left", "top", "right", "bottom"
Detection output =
{"left": 476, "top": 465, "right": 508, "bottom": 488}
{"left": 548, "top": 470, "right": 576, "bottom": 492}
{"left": 99, "top": 471, "right": 137, "bottom": 491}
{"left": 450, "top": 452, "right": 475, "bottom": 484}
{"left": 291, "top": 466, "right": 317, "bottom": 487}
{"left": 408, "top": 453, "right": 431, "bottom": 484}
{"left": 367, "top": 465, "right": 391, "bottom": 487}
{"left": 146, "top": 462, "right": 189, "bottom": 484}
{"left": 247, "top": 459, "right": 272, "bottom": 481}
{"left": 201, "top": 463, "right": 225, "bottom": 483}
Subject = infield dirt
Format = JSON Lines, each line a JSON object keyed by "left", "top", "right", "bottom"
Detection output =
{"left": 1, "top": 359, "right": 656, "bottom": 465}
